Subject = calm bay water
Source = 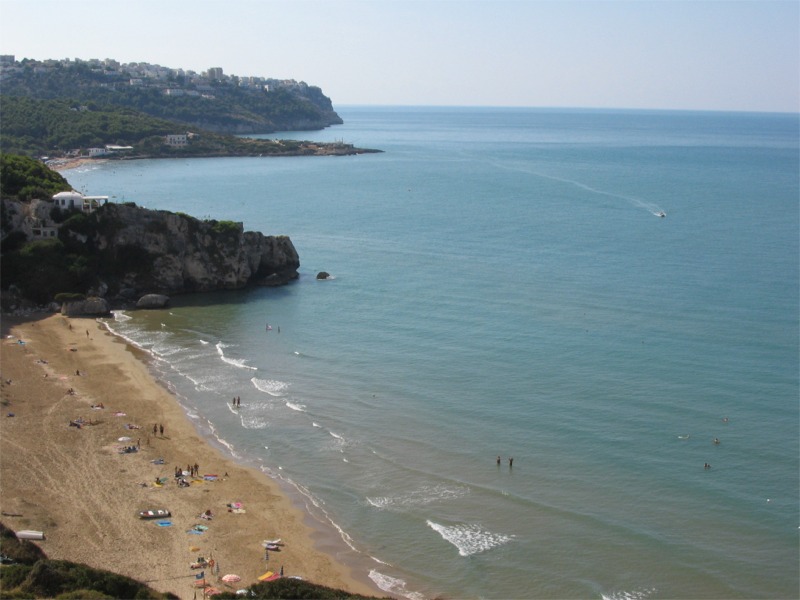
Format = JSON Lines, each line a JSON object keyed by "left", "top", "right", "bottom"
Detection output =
{"left": 66, "top": 107, "right": 799, "bottom": 599}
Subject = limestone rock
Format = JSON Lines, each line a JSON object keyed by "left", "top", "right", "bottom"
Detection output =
{"left": 61, "top": 296, "right": 111, "bottom": 317}
{"left": 136, "top": 294, "right": 170, "bottom": 309}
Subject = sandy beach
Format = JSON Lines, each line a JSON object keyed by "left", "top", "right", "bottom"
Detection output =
{"left": 0, "top": 313, "right": 381, "bottom": 599}
{"left": 47, "top": 157, "right": 107, "bottom": 172}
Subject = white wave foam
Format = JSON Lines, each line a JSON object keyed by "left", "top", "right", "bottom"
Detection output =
{"left": 291, "top": 480, "right": 359, "bottom": 552}
{"left": 367, "top": 484, "right": 469, "bottom": 510}
{"left": 426, "top": 520, "right": 514, "bottom": 557}
{"left": 602, "top": 588, "right": 658, "bottom": 600}
{"left": 206, "top": 419, "right": 241, "bottom": 459}
{"left": 251, "top": 377, "right": 289, "bottom": 396}
{"left": 312, "top": 422, "right": 321, "bottom": 428}
{"left": 111, "top": 310, "right": 132, "bottom": 322}
{"left": 199, "top": 339, "right": 210, "bottom": 345}
{"left": 368, "top": 571, "right": 425, "bottom": 600}
{"left": 216, "top": 341, "right": 257, "bottom": 370}
{"left": 242, "top": 416, "right": 269, "bottom": 430}
{"left": 286, "top": 401, "right": 306, "bottom": 412}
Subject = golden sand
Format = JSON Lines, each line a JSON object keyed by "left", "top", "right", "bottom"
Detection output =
{"left": 0, "top": 313, "right": 380, "bottom": 598}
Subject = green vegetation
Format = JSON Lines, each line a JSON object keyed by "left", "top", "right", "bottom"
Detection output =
{"left": 210, "top": 219, "right": 242, "bottom": 237}
{"left": 0, "top": 96, "right": 368, "bottom": 159}
{"left": 1, "top": 59, "right": 340, "bottom": 135}
{"left": 0, "top": 96, "right": 180, "bottom": 156}
{"left": 0, "top": 153, "right": 71, "bottom": 200}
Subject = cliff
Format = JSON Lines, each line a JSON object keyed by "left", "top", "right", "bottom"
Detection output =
{"left": 94, "top": 203, "right": 300, "bottom": 293}
{"left": 1, "top": 198, "right": 299, "bottom": 307}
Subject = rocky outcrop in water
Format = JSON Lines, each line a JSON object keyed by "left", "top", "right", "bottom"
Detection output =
{"left": 136, "top": 294, "right": 170, "bottom": 309}
{"left": 91, "top": 203, "right": 300, "bottom": 296}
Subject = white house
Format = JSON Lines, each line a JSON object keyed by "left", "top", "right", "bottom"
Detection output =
{"left": 51, "top": 191, "right": 107, "bottom": 213}
{"left": 52, "top": 191, "right": 85, "bottom": 210}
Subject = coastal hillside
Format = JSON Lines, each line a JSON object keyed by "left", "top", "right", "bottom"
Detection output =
{"left": 0, "top": 56, "right": 343, "bottom": 134}
{"left": 0, "top": 154, "right": 300, "bottom": 309}
{"left": 0, "top": 95, "right": 375, "bottom": 159}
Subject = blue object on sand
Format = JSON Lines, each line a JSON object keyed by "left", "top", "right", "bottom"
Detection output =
{"left": 157, "top": 521, "right": 172, "bottom": 527}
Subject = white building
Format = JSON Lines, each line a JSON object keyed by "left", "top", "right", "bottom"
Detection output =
{"left": 51, "top": 191, "right": 107, "bottom": 213}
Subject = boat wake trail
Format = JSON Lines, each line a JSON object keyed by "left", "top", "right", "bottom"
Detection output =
{"left": 537, "top": 171, "right": 665, "bottom": 215}
{"left": 490, "top": 161, "right": 665, "bottom": 216}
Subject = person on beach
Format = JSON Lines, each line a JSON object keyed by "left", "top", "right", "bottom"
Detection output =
{"left": 159, "top": 423, "right": 164, "bottom": 436}
{"left": 497, "top": 456, "right": 501, "bottom": 466}
{"left": 153, "top": 424, "right": 158, "bottom": 435}
{"left": 509, "top": 457, "right": 513, "bottom": 468}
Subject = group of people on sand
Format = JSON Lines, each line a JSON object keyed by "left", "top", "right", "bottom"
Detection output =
{"left": 152, "top": 423, "right": 165, "bottom": 436}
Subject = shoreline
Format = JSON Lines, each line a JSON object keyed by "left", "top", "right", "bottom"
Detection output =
{"left": 0, "top": 313, "right": 383, "bottom": 599}
{"left": 48, "top": 144, "right": 382, "bottom": 173}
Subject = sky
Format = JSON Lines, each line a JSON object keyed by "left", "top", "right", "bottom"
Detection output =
{"left": 0, "top": 0, "right": 797, "bottom": 112}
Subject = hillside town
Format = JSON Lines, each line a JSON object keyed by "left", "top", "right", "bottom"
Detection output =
{"left": 0, "top": 55, "right": 314, "bottom": 98}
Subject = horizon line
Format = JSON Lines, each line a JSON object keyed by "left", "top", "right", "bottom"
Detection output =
{"left": 332, "top": 104, "right": 799, "bottom": 116}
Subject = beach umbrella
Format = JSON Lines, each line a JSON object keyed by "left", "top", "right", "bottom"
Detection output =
{"left": 221, "top": 574, "right": 241, "bottom": 583}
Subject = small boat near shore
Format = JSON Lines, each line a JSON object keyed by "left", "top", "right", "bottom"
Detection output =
{"left": 138, "top": 509, "right": 171, "bottom": 520}
{"left": 657, "top": 211, "right": 667, "bottom": 218}
{"left": 15, "top": 530, "right": 44, "bottom": 540}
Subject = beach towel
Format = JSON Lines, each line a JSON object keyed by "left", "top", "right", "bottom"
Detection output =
{"left": 156, "top": 521, "right": 172, "bottom": 527}
{"left": 187, "top": 529, "right": 204, "bottom": 535}
{"left": 203, "top": 475, "right": 218, "bottom": 481}
{"left": 257, "top": 571, "right": 274, "bottom": 581}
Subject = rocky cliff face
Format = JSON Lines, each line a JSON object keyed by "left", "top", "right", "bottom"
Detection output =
{"left": 1, "top": 198, "right": 300, "bottom": 301}
{"left": 95, "top": 203, "right": 299, "bottom": 295}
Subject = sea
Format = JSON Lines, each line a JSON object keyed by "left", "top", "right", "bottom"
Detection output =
{"left": 64, "top": 107, "right": 799, "bottom": 600}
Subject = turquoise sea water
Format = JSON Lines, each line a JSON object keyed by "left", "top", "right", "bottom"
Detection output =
{"left": 65, "top": 108, "right": 799, "bottom": 599}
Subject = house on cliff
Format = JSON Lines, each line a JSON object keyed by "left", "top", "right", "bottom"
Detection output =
{"left": 52, "top": 191, "right": 108, "bottom": 213}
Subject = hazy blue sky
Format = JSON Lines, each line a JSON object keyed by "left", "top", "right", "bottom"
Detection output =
{"left": 1, "top": 0, "right": 797, "bottom": 112}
